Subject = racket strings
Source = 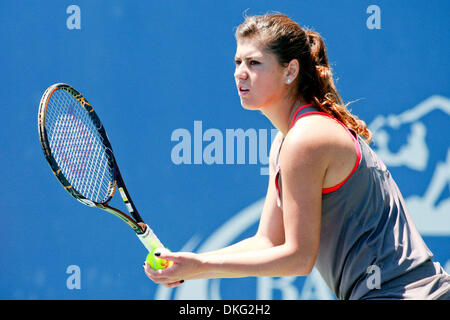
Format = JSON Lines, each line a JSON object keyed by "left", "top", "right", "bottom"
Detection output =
{"left": 45, "top": 89, "right": 114, "bottom": 203}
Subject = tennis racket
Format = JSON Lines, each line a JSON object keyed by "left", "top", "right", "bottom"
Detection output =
{"left": 38, "top": 83, "right": 170, "bottom": 270}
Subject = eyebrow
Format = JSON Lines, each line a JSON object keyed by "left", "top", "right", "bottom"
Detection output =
{"left": 234, "top": 55, "right": 263, "bottom": 61}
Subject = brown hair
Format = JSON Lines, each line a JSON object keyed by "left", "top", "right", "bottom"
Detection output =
{"left": 235, "top": 13, "right": 372, "bottom": 142}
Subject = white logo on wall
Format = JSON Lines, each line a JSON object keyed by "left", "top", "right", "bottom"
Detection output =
{"left": 369, "top": 95, "right": 450, "bottom": 235}
{"left": 157, "top": 95, "right": 449, "bottom": 300}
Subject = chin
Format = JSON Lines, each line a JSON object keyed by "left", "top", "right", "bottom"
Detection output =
{"left": 239, "top": 99, "right": 260, "bottom": 111}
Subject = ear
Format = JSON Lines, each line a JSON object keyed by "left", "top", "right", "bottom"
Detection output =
{"left": 284, "top": 59, "right": 299, "bottom": 84}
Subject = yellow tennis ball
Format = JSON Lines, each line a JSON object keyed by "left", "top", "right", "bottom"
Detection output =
{"left": 146, "top": 249, "right": 171, "bottom": 270}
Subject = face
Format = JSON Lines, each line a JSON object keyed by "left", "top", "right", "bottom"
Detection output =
{"left": 234, "top": 38, "right": 288, "bottom": 110}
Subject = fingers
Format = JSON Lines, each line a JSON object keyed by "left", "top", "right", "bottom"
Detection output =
{"left": 154, "top": 249, "right": 180, "bottom": 262}
{"left": 143, "top": 262, "right": 167, "bottom": 280}
{"left": 143, "top": 251, "right": 193, "bottom": 286}
{"left": 163, "top": 280, "right": 185, "bottom": 288}
{"left": 143, "top": 262, "right": 184, "bottom": 287}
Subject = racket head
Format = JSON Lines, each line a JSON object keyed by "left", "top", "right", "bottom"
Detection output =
{"left": 38, "top": 83, "right": 117, "bottom": 206}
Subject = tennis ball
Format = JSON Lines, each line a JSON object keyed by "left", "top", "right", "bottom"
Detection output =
{"left": 146, "top": 249, "right": 171, "bottom": 270}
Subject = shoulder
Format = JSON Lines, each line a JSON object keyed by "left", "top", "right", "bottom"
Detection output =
{"left": 284, "top": 114, "right": 363, "bottom": 192}
{"left": 280, "top": 114, "right": 350, "bottom": 174}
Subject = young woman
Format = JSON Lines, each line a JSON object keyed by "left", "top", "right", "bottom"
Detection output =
{"left": 144, "top": 13, "right": 450, "bottom": 300}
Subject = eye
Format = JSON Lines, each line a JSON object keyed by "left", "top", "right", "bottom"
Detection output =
{"left": 234, "top": 59, "right": 241, "bottom": 65}
{"left": 249, "top": 60, "right": 260, "bottom": 66}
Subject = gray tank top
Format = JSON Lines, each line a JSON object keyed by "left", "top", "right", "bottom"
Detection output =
{"left": 275, "top": 104, "right": 450, "bottom": 300}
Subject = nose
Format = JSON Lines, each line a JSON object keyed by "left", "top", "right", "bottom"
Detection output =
{"left": 234, "top": 63, "right": 248, "bottom": 80}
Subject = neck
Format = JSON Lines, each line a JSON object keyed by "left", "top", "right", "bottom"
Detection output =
{"left": 261, "top": 96, "right": 310, "bottom": 136}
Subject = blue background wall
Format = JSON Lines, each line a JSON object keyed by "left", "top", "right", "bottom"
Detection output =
{"left": 0, "top": 0, "right": 448, "bottom": 299}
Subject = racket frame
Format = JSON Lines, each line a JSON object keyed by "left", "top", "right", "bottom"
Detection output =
{"left": 38, "top": 83, "right": 146, "bottom": 235}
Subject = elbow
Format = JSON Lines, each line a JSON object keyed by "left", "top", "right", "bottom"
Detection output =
{"left": 288, "top": 260, "right": 314, "bottom": 277}
{"left": 300, "top": 262, "right": 315, "bottom": 276}
{"left": 282, "top": 246, "right": 317, "bottom": 277}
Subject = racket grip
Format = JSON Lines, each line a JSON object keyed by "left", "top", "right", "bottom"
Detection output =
{"left": 137, "top": 224, "right": 165, "bottom": 252}
{"left": 137, "top": 224, "right": 172, "bottom": 270}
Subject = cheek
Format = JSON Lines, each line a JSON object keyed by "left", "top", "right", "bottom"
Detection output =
{"left": 255, "top": 73, "right": 283, "bottom": 101}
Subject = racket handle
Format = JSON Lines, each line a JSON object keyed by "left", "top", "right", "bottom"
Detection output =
{"left": 137, "top": 224, "right": 164, "bottom": 252}
{"left": 137, "top": 224, "right": 172, "bottom": 270}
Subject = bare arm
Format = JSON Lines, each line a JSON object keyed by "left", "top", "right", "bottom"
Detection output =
{"left": 196, "top": 125, "right": 326, "bottom": 277}
{"left": 198, "top": 131, "right": 285, "bottom": 258}
{"left": 186, "top": 131, "right": 285, "bottom": 279}
{"left": 145, "top": 124, "right": 328, "bottom": 282}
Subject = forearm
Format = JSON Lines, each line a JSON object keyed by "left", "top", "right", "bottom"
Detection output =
{"left": 188, "top": 236, "right": 283, "bottom": 280}
{"left": 199, "top": 235, "right": 274, "bottom": 257}
{"left": 198, "top": 244, "right": 310, "bottom": 278}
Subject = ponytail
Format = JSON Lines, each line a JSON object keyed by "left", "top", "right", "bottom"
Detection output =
{"left": 305, "top": 30, "right": 372, "bottom": 143}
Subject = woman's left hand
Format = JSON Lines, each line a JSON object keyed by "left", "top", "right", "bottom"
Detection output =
{"left": 143, "top": 249, "right": 204, "bottom": 288}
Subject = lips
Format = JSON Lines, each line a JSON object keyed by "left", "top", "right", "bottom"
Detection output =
{"left": 238, "top": 84, "right": 250, "bottom": 96}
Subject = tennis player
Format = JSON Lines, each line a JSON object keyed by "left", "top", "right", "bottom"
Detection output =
{"left": 144, "top": 13, "right": 450, "bottom": 300}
